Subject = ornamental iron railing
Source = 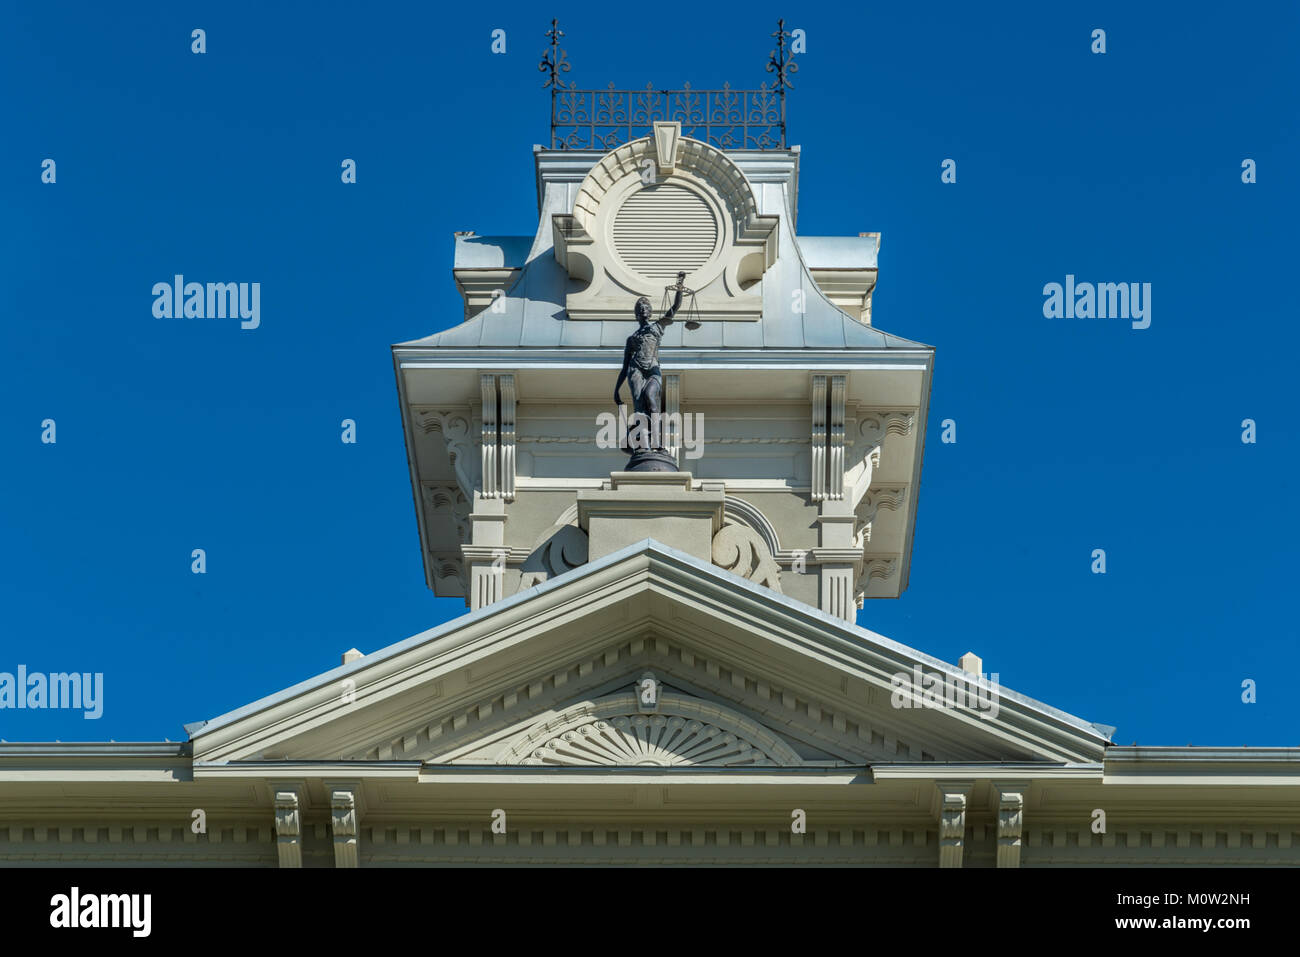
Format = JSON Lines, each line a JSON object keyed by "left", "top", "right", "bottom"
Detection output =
{"left": 540, "top": 19, "right": 798, "bottom": 151}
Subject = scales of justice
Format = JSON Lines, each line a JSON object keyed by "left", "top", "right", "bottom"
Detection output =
{"left": 612, "top": 271, "right": 705, "bottom": 472}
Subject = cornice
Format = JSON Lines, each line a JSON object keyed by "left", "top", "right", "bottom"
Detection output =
{"left": 393, "top": 348, "right": 934, "bottom": 371}
{"left": 871, "top": 763, "right": 1104, "bottom": 782}
{"left": 187, "top": 541, "right": 1108, "bottom": 766}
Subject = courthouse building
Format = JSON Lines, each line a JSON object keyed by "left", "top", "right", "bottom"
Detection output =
{"left": 2, "top": 24, "right": 1298, "bottom": 866}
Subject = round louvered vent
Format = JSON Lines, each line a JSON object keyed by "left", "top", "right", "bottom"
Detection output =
{"left": 612, "top": 184, "right": 718, "bottom": 280}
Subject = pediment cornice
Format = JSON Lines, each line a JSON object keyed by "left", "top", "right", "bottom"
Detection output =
{"left": 189, "top": 542, "right": 1109, "bottom": 768}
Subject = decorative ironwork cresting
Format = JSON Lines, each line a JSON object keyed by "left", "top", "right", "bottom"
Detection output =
{"left": 538, "top": 19, "right": 570, "bottom": 90}
{"left": 766, "top": 18, "right": 797, "bottom": 93}
{"left": 542, "top": 19, "right": 796, "bottom": 150}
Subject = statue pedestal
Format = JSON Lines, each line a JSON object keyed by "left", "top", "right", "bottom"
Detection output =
{"left": 577, "top": 472, "right": 724, "bottom": 564}
{"left": 624, "top": 448, "right": 679, "bottom": 472}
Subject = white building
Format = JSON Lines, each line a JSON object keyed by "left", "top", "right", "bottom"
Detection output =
{"left": 2, "top": 27, "right": 1297, "bottom": 867}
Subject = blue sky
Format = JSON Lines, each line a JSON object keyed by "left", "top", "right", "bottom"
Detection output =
{"left": 2, "top": 2, "right": 1296, "bottom": 746}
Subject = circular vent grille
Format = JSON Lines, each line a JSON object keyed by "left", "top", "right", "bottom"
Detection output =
{"left": 612, "top": 185, "right": 718, "bottom": 280}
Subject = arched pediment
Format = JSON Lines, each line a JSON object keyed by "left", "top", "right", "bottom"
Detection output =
{"left": 497, "top": 690, "right": 803, "bottom": 767}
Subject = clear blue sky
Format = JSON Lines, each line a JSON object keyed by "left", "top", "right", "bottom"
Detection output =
{"left": 2, "top": 2, "right": 1296, "bottom": 747}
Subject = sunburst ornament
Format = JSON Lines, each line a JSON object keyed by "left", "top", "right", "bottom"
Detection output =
{"left": 498, "top": 688, "right": 805, "bottom": 767}
{"left": 523, "top": 714, "right": 776, "bottom": 767}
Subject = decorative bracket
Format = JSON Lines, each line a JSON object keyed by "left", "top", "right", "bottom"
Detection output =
{"left": 936, "top": 783, "right": 973, "bottom": 868}
{"left": 811, "top": 375, "right": 827, "bottom": 502}
{"left": 273, "top": 788, "right": 302, "bottom": 869}
{"left": 480, "top": 375, "right": 498, "bottom": 500}
{"left": 855, "top": 485, "right": 908, "bottom": 546}
{"left": 854, "top": 555, "right": 900, "bottom": 608}
{"left": 415, "top": 408, "right": 479, "bottom": 503}
{"left": 499, "top": 374, "right": 516, "bottom": 502}
{"left": 847, "top": 409, "right": 914, "bottom": 508}
{"left": 329, "top": 787, "right": 360, "bottom": 869}
{"left": 477, "top": 375, "right": 517, "bottom": 503}
{"left": 995, "top": 785, "right": 1027, "bottom": 869}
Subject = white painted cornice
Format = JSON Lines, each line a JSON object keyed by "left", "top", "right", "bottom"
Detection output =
{"left": 392, "top": 347, "right": 934, "bottom": 370}
{"left": 187, "top": 539, "right": 1109, "bottom": 767}
{"left": 192, "top": 761, "right": 422, "bottom": 781}
{"left": 871, "top": 763, "right": 1104, "bottom": 782}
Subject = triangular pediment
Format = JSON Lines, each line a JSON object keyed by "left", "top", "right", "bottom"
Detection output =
{"left": 189, "top": 541, "right": 1109, "bottom": 770}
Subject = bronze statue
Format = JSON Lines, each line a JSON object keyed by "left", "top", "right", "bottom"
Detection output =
{"left": 613, "top": 271, "right": 699, "bottom": 471}
{"left": 615, "top": 271, "right": 697, "bottom": 418}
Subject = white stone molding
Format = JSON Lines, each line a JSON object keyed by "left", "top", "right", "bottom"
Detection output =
{"left": 462, "top": 544, "right": 509, "bottom": 610}
{"left": 498, "top": 374, "right": 516, "bottom": 502}
{"left": 329, "top": 788, "right": 360, "bottom": 869}
{"left": 847, "top": 409, "right": 914, "bottom": 509}
{"left": 828, "top": 375, "right": 847, "bottom": 500}
{"left": 811, "top": 375, "right": 827, "bottom": 502}
{"left": 808, "top": 266, "right": 877, "bottom": 325}
{"left": 819, "top": 563, "right": 857, "bottom": 622}
{"left": 497, "top": 691, "right": 804, "bottom": 768}
{"left": 273, "top": 789, "right": 302, "bottom": 868}
{"left": 857, "top": 409, "right": 915, "bottom": 447}
{"left": 452, "top": 266, "right": 521, "bottom": 321}
{"left": 712, "top": 522, "right": 783, "bottom": 592}
{"left": 362, "top": 634, "right": 939, "bottom": 767}
{"left": 578, "top": 472, "right": 724, "bottom": 564}
{"left": 515, "top": 435, "right": 808, "bottom": 446}
{"left": 414, "top": 408, "right": 479, "bottom": 501}
{"left": 362, "top": 825, "right": 936, "bottom": 865}
{"left": 995, "top": 786, "right": 1026, "bottom": 869}
{"left": 856, "top": 486, "right": 907, "bottom": 545}
{"left": 854, "top": 555, "right": 900, "bottom": 608}
{"left": 936, "top": 783, "right": 973, "bottom": 868}
{"left": 636, "top": 671, "right": 662, "bottom": 713}
{"left": 707, "top": 436, "right": 809, "bottom": 445}
{"left": 520, "top": 524, "right": 589, "bottom": 590}
{"left": 722, "top": 496, "right": 782, "bottom": 558}
{"left": 665, "top": 373, "right": 681, "bottom": 466}
{"left": 552, "top": 135, "right": 778, "bottom": 321}
{"left": 466, "top": 376, "right": 516, "bottom": 504}
{"left": 653, "top": 121, "right": 681, "bottom": 172}
{"left": 429, "top": 549, "right": 468, "bottom": 596}
{"left": 423, "top": 484, "right": 471, "bottom": 544}
{"left": 854, "top": 485, "right": 908, "bottom": 549}
{"left": 480, "top": 374, "right": 498, "bottom": 500}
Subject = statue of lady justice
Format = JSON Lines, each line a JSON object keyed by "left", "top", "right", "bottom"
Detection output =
{"left": 613, "top": 271, "right": 701, "bottom": 471}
